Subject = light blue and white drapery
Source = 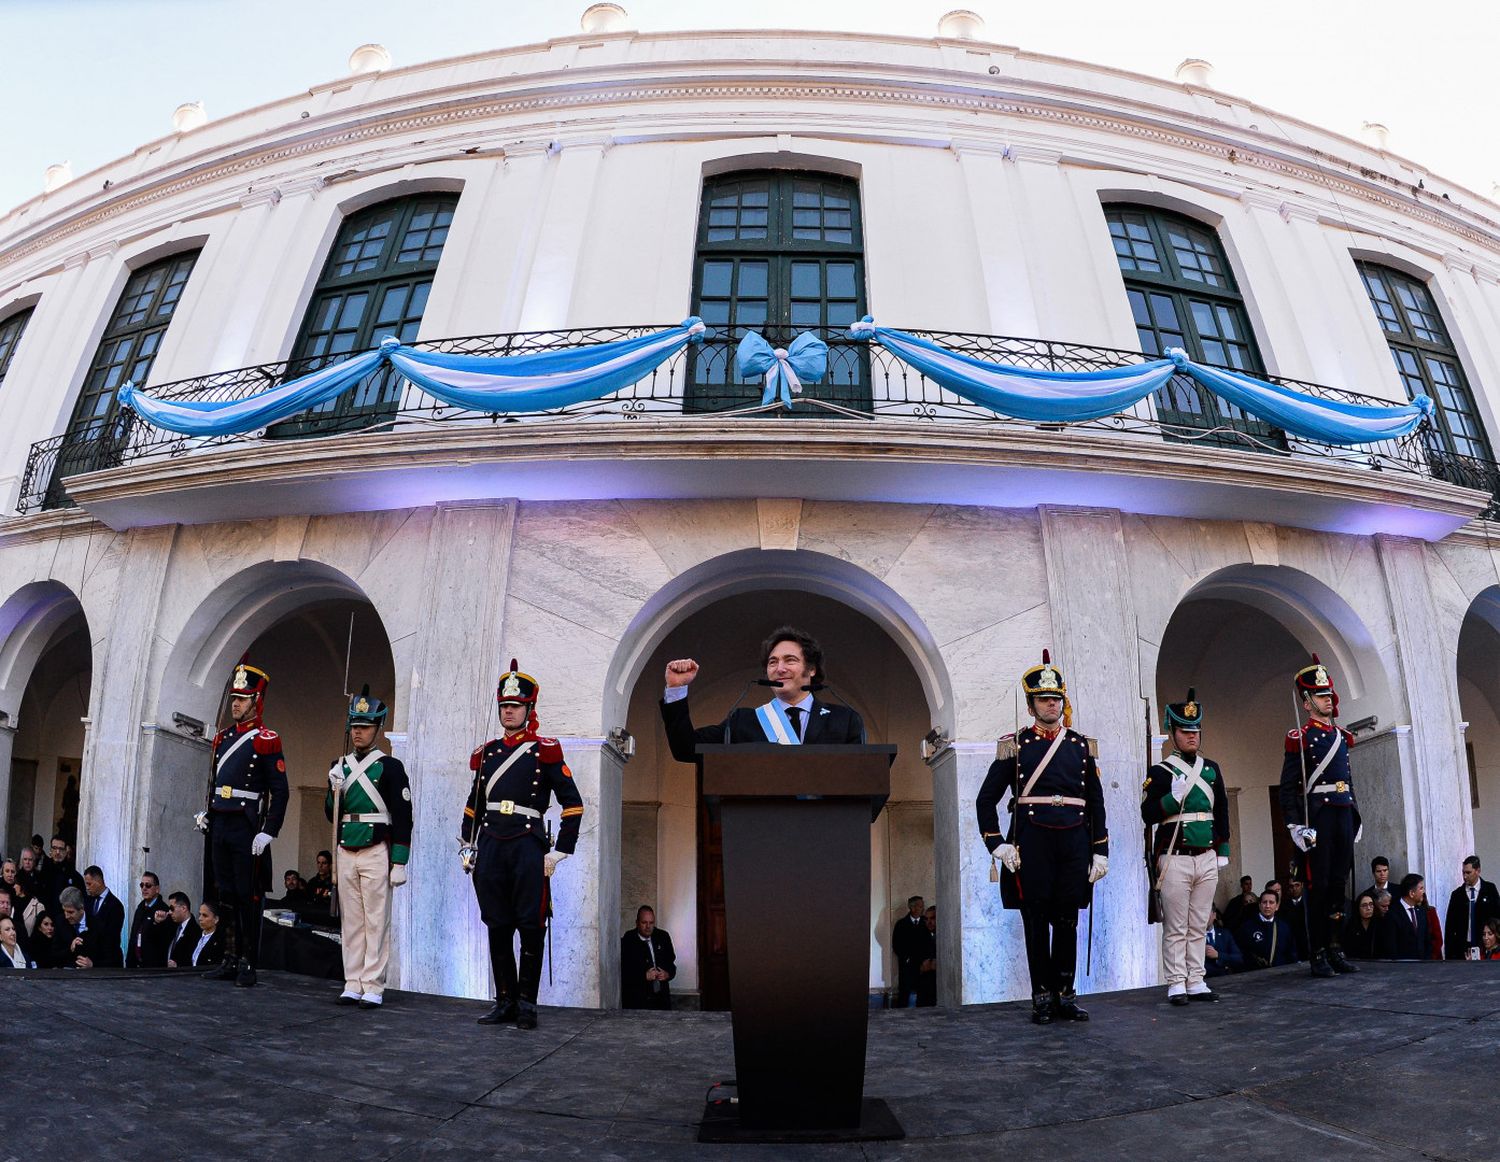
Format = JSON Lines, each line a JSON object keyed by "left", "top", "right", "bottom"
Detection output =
{"left": 118, "top": 319, "right": 708, "bottom": 437}
{"left": 848, "top": 318, "right": 1433, "bottom": 446}
{"left": 734, "top": 331, "right": 830, "bottom": 407}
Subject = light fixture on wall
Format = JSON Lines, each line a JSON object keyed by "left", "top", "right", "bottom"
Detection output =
{"left": 921, "top": 727, "right": 952, "bottom": 761}
{"left": 172, "top": 712, "right": 207, "bottom": 737}
{"left": 606, "top": 726, "right": 635, "bottom": 760}
{"left": 1345, "top": 715, "right": 1379, "bottom": 737}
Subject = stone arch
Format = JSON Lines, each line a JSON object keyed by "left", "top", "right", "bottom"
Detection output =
{"left": 1457, "top": 585, "right": 1500, "bottom": 874}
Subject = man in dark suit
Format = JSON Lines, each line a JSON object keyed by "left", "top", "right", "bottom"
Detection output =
{"left": 914, "top": 906, "right": 938, "bottom": 1007}
{"left": 659, "top": 626, "right": 865, "bottom": 761}
{"left": 1389, "top": 873, "right": 1442, "bottom": 960}
{"left": 1237, "top": 890, "right": 1297, "bottom": 969}
{"left": 1362, "top": 856, "right": 1394, "bottom": 905}
{"left": 1444, "top": 855, "right": 1500, "bottom": 961}
{"left": 126, "top": 871, "right": 173, "bottom": 968}
{"left": 81, "top": 865, "right": 126, "bottom": 968}
{"left": 164, "top": 893, "right": 200, "bottom": 968}
{"left": 1281, "top": 877, "right": 1311, "bottom": 963}
{"left": 620, "top": 905, "right": 676, "bottom": 1009}
{"left": 40, "top": 836, "right": 83, "bottom": 913}
{"left": 891, "top": 895, "right": 926, "bottom": 1007}
{"left": 1203, "top": 904, "right": 1243, "bottom": 977}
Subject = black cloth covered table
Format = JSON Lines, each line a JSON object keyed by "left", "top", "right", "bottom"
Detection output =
{"left": 258, "top": 917, "right": 342, "bottom": 980}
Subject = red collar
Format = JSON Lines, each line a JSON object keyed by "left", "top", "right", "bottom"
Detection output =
{"left": 1305, "top": 718, "right": 1332, "bottom": 731}
{"left": 1031, "top": 723, "right": 1061, "bottom": 740}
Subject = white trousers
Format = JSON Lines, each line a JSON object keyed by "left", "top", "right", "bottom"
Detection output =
{"left": 336, "top": 841, "right": 391, "bottom": 997}
{"left": 1159, "top": 850, "right": 1219, "bottom": 987}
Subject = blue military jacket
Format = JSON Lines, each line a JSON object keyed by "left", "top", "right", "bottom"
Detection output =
{"left": 976, "top": 726, "right": 1108, "bottom": 856}
{"left": 1278, "top": 719, "right": 1359, "bottom": 827}
{"left": 462, "top": 731, "right": 584, "bottom": 853}
{"left": 208, "top": 722, "right": 289, "bottom": 834}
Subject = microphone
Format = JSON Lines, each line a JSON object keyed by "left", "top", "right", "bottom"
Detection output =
{"left": 801, "top": 682, "right": 866, "bottom": 744}
{"left": 721, "top": 679, "right": 781, "bottom": 744}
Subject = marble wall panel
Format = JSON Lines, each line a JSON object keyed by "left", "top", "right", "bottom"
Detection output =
{"left": 796, "top": 500, "right": 938, "bottom": 580}
{"left": 615, "top": 499, "right": 760, "bottom": 575}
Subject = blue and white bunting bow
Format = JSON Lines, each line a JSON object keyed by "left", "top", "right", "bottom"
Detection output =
{"left": 734, "top": 331, "right": 829, "bottom": 408}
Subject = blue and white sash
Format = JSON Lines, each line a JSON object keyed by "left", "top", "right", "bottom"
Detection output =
{"left": 755, "top": 700, "right": 802, "bottom": 745}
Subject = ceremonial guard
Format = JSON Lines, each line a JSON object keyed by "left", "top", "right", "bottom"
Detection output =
{"left": 1140, "top": 690, "right": 1230, "bottom": 1005}
{"left": 326, "top": 686, "right": 413, "bottom": 1008}
{"left": 194, "top": 663, "right": 289, "bottom": 987}
{"left": 1280, "top": 655, "right": 1361, "bottom": 978}
{"left": 460, "top": 661, "right": 584, "bottom": 1030}
{"left": 976, "top": 652, "right": 1109, "bottom": 1024}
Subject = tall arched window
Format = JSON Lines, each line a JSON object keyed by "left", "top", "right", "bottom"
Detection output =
{"left": 273, "top": 193, "right": 457, "bottom": 436}
{"left": 688, "top": 171, "right": 867, "bottom": 412}
{"left": 1356, "top": 262, "right": 1492, "bottom": 472}
{"left": 1104, "top": 205, "right": 1281, "bottom": 448}
{"left": 0, "top": 306, "right": 34, "bottom": 392}
{"left": 46, "top": 251, "right": 199, "bottom": 505}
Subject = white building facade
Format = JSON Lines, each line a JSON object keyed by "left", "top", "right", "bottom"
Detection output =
{"left": 1, "top": 15, "right": 1498, "bottom": 1007}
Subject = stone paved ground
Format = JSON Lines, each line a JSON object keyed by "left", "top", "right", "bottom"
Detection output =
{"left": 4, "top": 960, "right": 1495, "bottom": 1160}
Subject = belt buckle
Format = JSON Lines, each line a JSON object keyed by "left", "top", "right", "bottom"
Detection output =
{"left": 1051, "top": 794, "right": 1063, "bottom": 807}
{"left": 218, "top": 785, "right": 232, "bottom": 800}
{"left": 1335, "top": 781, "right": 1347, "bottom": 792}
{"left": 498, "top": 799, "right": 515, "bottom": 815}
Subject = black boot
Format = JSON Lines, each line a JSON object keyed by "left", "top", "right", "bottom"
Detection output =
{"left": 235, "top": 959, "right": 258, "bottom": 988}
{"left": 516, "top": 1002, "right": 539, "bottom": 1030}
{"left": 478, "top": 997, "right": 519, "bottom": 1025}
{"left": 1030, "top": 991, "right": 1053, "bottom": 1025}
{"left": 1053, "top": 987, "right": 1090, "bottom": 1022}
{"left": 203, "top": 957, "right": 239, "bottom": 981}
{"left": 1326, "top": 945, "right": 1359, "bottom": 974}
{"left": 1309, "top": 949, "right": 1336, "bottom": 978}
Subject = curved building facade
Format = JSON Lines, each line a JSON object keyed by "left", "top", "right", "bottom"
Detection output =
{"left": 1, "top": 17, "right": 1498, "bottom": 1005}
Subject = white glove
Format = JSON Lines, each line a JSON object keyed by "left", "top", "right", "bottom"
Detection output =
{"left": 1169, "top": 772, "right": 1189, "bottom": 802}
{"left": 328, "top": 767, "right": 345, "bottom": 791}
{"left": 193, "top": 811, "right": 209, "bottom": 834}
{"left": 251, "top": 831, "right": 273, "bottom": 856}
{"left": 1216, "top": 855, "right": 1229, "bottom": 869}
{"left": 389, "top": 864, "right": 408, "bottom": 887}
{"left": 544, "top": 850, "right": 569, "bottom": 877}
{"left": 1288, "top": 824, "right": 1317, "bottom": 852}
{"left": 996, "top": 843, "right": 1020, "bottom": 873}
{"left": 458, "top": 844, "right": 477, "bottom": 874}
{"left": 1354, "top": 824, "right": 1363, "bottom": 844}
{"left": 1088, "top": 854, "right": 1109, "bottom": 883}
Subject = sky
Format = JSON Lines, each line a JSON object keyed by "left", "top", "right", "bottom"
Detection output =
{"left": 2, "top": 0, "right": 1498, "bottom": 219}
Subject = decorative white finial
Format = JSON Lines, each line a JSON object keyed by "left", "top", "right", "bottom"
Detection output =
{"left": 348, "top": 43, "right": 391, "bottom": 75}
{"left": 580, "top": 3, "right": 629, "bottom": 33}
{"left": 43, "top": 163, "right": 72, "bottom": 193}
{"left": 937, "top": 10, "right": 985, "bottom": 39}
{"left": 1175, "top": 59, "right": 1214, "bottom": 87}
{"left": 1361, "top": 122, "right": 1390, "bottom": 150}
{"left": 172, "top": 101, "right": 207, "bottom": 133}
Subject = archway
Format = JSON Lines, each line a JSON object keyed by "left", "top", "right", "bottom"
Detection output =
{"left": 1457, "top": 587, "right": 1500, "bottom": 874}
{"left": 145, "top": 561, "right": 395, "bottom": 916}
{"left": 0, "top": 582, "right": 91, "bottom": 862}
{"left": 1155, "top": 565, "right": 1395, "bottom": 919}
{"left": 604, "top": 549, "right": 955, "bottom": 1009}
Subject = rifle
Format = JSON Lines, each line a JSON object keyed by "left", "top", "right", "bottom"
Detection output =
{"left": 329, "top": 614, "right": 356, "bottom": 920}
{"left": 545, "top": 819, "right": 555, "bottom": 987}
{"left": 1143, "top": 692, "right": 1163, "bottom": 925}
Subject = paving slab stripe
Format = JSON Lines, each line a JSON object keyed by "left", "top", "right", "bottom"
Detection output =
{"left": 1240, "top": 1087, "right": 1470, "bottom": 1162}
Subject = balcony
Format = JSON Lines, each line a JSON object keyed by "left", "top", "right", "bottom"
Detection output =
{"left": 17, "top": 327, "right": 1496, "bottom": 538}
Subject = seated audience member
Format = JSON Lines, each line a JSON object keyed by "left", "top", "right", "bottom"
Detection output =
{"left": 0, "top": 858, "right": 17, "bottom": 908}
{"left": 306, "top": 851, "right": 335, "bottom": 908}
{"left": 1282, "top": 877, "right": 1311, "bottom": 962}
{"left": 81, "top": 865, "right": 125, "bottom": 968}
{"left": 164, "top": 893, "right": 199, "bottom": 968}
{"left": 279, "top": 870, "right": 311, "bottom": 907}
{"left": 30, "top": 913, "right": 62, "bottom": 968}
{"left": 620, "top": 905, "right": 676, "bottom": 1010}
{"left": 1480, "top": 917, "right": 1500, "bottom": 961}
{"left": 1237, "top": 889, "right": 1297, "bottom": 969}
{"left": 58, "top": 886, "right": 98, "bottom": 968}
{"left": 1204, "top": 905, "right": 1243, "bottom": 977}
{"left": 0, "top": 916, "right": 31, "bottom": 969}
{"left": 1372, "top": 889, "right": 1393, "bottom": 921}
{"left": 1362, "top": 856, "right": 1394, "bottom": 905}
{"left": 1388, "top": 873, "right": 1443, "bottom": 961}
{"left": 915, "top": 905, "right": 938, "bottom": 1007}
{"left": 10, "top": 851, "right": 43, "bottom": 939}
{"left": 127, "top": 871, "right": 172, "bottom": 968}
{"left": 1222, "top": 876, "right": 1258, "bottom": 934}
{"left": 0, "top": 893, "right": 22, "bottom": 956}
{"left": 187, "top": 902, "right": 225, "bottom": 969}
{"left": 1343, "top": 893, "right": 1383, "bottom": 960}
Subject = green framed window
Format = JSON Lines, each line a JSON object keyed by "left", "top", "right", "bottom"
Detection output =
{"left": 1357, "top": 261, "right": 1491, "bottom": 466}
{"left": 0, "top": 306, "right": 34, "bottom": 392}
{"left": 689, "top": 171, "right": 868, "bottom": 412}
{"left": 272, "top": 194, "right": 457, "bottom": 436}
{"left": 1105, "top": 206, "right": 1282, "bottom": 449}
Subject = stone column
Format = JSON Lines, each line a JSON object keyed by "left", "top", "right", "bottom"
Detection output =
{"left": 928, "top": 743, "right": 970, "bottom": 1005}
{"left": 390, "top": 500, "right": 517, "bottom": 1001}
{"left": 134, "top": 724, "right": 213, "bottom": 905}
{"left": 0, "top": 722, "right": 16, "bottom": 856}
{"left": 1039, "top": 506, "right": 1155, "bottom": 994}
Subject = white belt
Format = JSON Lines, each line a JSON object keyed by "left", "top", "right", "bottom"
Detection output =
{"left": 1018, "top": 795, "right": 1086, "bottom": 807}
{"left": 487, "top": 799, "right": 542, "bottom": 819}
{"left": 1164, "top": 811, "right": 1214, "bottom": 824}
{"left": 341, "top": 813, "right": 390, "bottom": 824}
{"left": 1309, "top": 781, "right": 1350, "bottom": 795}
{"left": 216, "top": 786, "right": 259, "bottom": 801}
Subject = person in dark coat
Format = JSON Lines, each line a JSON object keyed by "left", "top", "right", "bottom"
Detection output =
{"left": 1388, "top": 874, "right": 1443, "bottom": 961}
{"left": 659, "top": 627, "right": 865, "bottom": 760}
{"left": 1203, "top": 905, "right": 1243, "bottom": 977}
{"left": 180, "top": 902, "right": 225, "bottom": 968}
{"left": 162, "top": 893, "right": 200, "bottom": 968}
{"left": 126, "top": 871, "right": 172, "bottom": 968}
{"left": 620, "top": 905, "right": 677, "bottom": 1010}
{"left": 914, "top": 906, "right": 938, "bottom": 1006}
{"left": 29, "top": 912, "right": 63, "bottom": 968}
{"left": 891, "top": 895, "right": 926, "bottom": 1007}
{"left": 1237, "top": 890, "right": 1297, "bottom": 969}
{"left": 976, "top": 651, "right": 1109, "bottom": 1024}
{"left": 40, "top": 837, "right": 83, "bottom": 913}
{"left": 79, "top": 866, "right": 126, "bottom": 968}
{"left": 1444, "top": 856, "right": 1500, "bottom": 961}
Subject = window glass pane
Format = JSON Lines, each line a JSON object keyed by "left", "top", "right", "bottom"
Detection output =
{"left": 790, "top": 263, "right": 821, "bottom": 299}
{"left": 701, "top": 261, "right": 733, "bottom": 298}
{"left": 737, "top": 262, "right": 768, "bottom": 298}
{"left": 826, "top": 263, "right": 856, "bottom": 299}
{"left": 790, "top": 302, "right": 821, "bottom": 327}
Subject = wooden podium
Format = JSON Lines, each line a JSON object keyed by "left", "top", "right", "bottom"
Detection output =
{"left": 697, "top": 742, "right": 903, "bottom": 1142}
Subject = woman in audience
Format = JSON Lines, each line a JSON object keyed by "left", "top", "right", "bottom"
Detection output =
{"left": 189, "top": 901, "right": 225, "bottom": 968}
{"left": 30, "top": 912, "right": 62, "bottom": 968}
{"left": 1343, "top": 892, "right": 1382, "bottom": 959}
{"left": 1479, "top": 917, "right": 1500, "bottom": 961}
{"left": 0, "top": 916, "right": 31, "bottom": 969}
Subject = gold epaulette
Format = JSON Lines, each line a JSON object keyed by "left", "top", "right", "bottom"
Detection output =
{"left": 995, "top": 734, "right": 1017, "bottom": 761}
{"left": 1085, "top": 736, "right": 1099, "bottom": 758}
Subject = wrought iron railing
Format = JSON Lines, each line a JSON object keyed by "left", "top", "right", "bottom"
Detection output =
{"left": 16, "top": 325, "right": 1493, "bottom": 516}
